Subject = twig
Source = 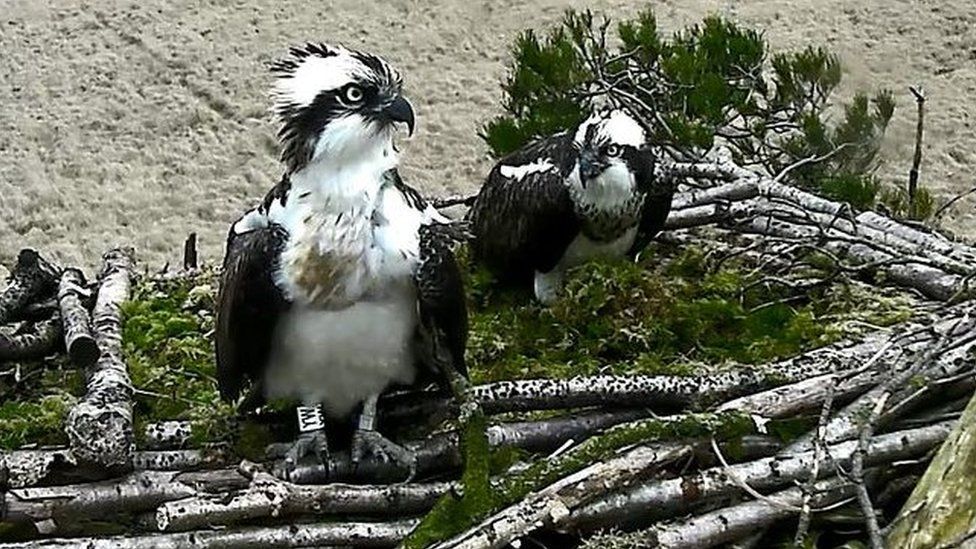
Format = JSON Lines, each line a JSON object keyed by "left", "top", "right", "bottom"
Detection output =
{"left": 908, "top": 86, "right": 925, "bottom": 219}
{"left": 182, "top": 233, "right": 198, "bottom": 271}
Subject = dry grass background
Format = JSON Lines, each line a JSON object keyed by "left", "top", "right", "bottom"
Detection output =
{"left": 1, "top": 0, "right": 974, "bottom": 272}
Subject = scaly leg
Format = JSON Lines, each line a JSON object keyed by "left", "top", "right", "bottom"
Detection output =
{"left": 269, "top": 404, "right": 330, "bottom": 481}
{"left": 352, "top": 394, "right": 417, "bottom": 481}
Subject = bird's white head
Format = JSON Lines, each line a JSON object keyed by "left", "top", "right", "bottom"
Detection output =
{"left": 270, "top": 43, "right": 414, "bottom": 174}
{"left": 572, "top": 109, "right": 650, "bottom": 187}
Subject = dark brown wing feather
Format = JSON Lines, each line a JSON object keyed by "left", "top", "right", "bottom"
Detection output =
{"left": 467, "top": 132, "right": 581, "bottom": 282}
{"left": 215, "top": 224, "right": 290, "bottom": 404}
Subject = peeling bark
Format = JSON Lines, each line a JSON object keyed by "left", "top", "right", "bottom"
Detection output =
{"left": 0, "top": 519, "right": 417, "bottom": 548}
{"left": 887, "top": 391, "right": 976, "bottom": 548}
{"left": 56, "top": 267, "right": 99, "bottom": 369}
{"left": 0, "top": 249, "right": 60, "bottom": 325}
{"left": 64, "top": 248, "right": 136, "bottom": 472}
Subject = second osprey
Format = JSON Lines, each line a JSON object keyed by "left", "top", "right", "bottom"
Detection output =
{"left": 468, "top": 110, "right": 676, "bottom": 303}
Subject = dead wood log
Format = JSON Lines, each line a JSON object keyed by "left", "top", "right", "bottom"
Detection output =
{"left": 571, "top": 421, "right": 951, "bottom": 532}
{"left": 0, "top": 250, "right": 60, "bottom": 325}
{"left": 886, "top": 389, "right": 976, "bottom": 548}
{"left": 64, "top": 248, "right": 136, "bottom": 472}
{"left": 141, "top": 421, "right": 193, "bottom": 451}
{"left": 579, "top": 475, "right": 857, "bottom": 549}
{"left": 784, "top": 302, "right": 976, "bottom": 453}
{"left": 56, "top": 268, "right": 98, "bottom": 369}
{"left": 427, "top": 442, "right": 690, "bottom": 549}
{"left": 663, "top": 161, "right": 976, "bottom": 300}
{"left": 155, "top": 471, "right": 450, "bottom": 532}
{"left": 290, "top": 409, "right": 652, "bottom": 484}
{"left": 0, "top": 315, "right": 62, "bottom": 362}
{"left": 0, "top": 519, "right": 417, "bottom": 548}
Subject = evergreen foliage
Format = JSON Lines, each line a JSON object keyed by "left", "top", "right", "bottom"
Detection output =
{"left": 482, "top": 8, "right": 902, "bottom": 213}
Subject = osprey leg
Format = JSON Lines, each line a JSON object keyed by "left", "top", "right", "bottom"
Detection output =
{"left": 352, "top": 394, "right": 417, "bottom": 481}
{"left": 270, "top": 405, "right": 330, "bottom": 481}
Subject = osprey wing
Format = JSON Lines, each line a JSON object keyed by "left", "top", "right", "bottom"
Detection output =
{"left": 215, "top": 222, "right": 290, "bottom": 404}
{"left": 468, "top": 132, "right": 581, "bottom": 281}
{"left": 413, "top": 222, "right": 469, "bottom": 389}
{"left": 628, "top": 153, "right": 677, "bottom": 257}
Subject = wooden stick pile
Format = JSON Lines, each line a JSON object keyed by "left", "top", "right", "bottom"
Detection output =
{"left": 2, "top": 162, "right": 976, "bottom": 547}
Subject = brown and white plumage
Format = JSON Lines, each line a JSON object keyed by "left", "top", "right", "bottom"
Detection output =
{"left": 467, "top": 110, "right": 675, "bottom": 303}
{"left": 215, "top": 44, "right": 467, "bottom": 471}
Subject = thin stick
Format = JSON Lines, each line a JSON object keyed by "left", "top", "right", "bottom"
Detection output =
{"left": 908, "top": 86, "right": 925, "bottom": 219}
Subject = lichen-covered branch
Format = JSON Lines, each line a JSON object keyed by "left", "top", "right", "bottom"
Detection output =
{"left": 0, "top": 249, "right": 60, "bottom": 325}
{"left": 56, "top": 267, "right": 99, "bottom": 369}
{"left": 155, "top": 471, "right": 450, "bottom": 532}
{"left": 0, "top": 519, "right": 418, "bottom": 549}
{"left": 0, "top": 315, "right": 62, "bottom": 361}
{"left": 64, "top": 248, "right": 136, "bottom": 472}
{"left": 428, "top": 443, "right": 689, "bottom": 549}
{"left": 887, "top": 390, "right": 976, "bottom": 548}
{"left": 579, "top": 476, "right": 857, "bottom": 549}
{"left": 571, "top": 422, "right": 951, "bottom": 532}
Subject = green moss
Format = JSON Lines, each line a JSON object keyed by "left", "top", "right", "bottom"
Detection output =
{"left": 0, "top": 393, "right": 74, "bottom": 449}
{"left": 122, "top": 272, "right": 237, "bottom": 447}
{"left": 406, "top": 411, "right": 754, "bottom": 546}
{"left": 464, "top": 245, "right": 909, "bottom": 385}
{"left": 404, "top": 410, "right": 495, "bottom": 549}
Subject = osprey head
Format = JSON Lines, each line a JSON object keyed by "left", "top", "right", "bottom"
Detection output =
{"left": 270, "top": 43, "right": 415, "bottom": 173}
{"left": 573, "top": 109, "right": 650, "bottom": 188}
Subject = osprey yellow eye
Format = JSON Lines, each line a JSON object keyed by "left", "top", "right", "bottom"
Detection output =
{"left": 344, "top": 85, "right": 364, "bottom": 103}
{"left": 606, "top": 144, "right": 622, "bottom": 157}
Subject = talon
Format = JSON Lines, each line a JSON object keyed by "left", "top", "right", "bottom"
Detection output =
{"left": 352, "top": 429, "right": 417, "bottom": 482}
{"left": 272, "top": 429, "right": 330, "bottom": 481}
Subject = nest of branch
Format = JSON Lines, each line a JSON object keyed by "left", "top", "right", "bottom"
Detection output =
{"left": 2, "top": 162, "right": 976, "bottom": 548}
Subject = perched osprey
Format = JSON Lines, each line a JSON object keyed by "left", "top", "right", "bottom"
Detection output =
{"left": 216, "top": 43, "right": 467, "bottom": 475}
{"left": 467, "top": 109, "right": 675, "bottom": 303}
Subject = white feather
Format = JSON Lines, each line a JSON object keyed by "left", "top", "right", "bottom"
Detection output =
{"left": 266, "top": 295, "right": 418, "bottom": 416}
{"left": 574, "top": 109, "right": 646, "bottom": 148}
{"left": 499, "top": 159, "right": 556, "bottom": 181}
{"left": 273, "top": 46, "right": 371, "bottom": 108}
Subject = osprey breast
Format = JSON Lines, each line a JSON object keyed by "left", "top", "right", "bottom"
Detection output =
{"left": 569, "top": 162, "right": 643, "bottom": 242}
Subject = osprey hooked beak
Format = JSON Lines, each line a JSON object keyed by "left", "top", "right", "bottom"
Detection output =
{"left": 578, "top": 149, "right": 600, "bottom": 187}
{"left": 383, "top": 95, "right": 415, "bottom": 137}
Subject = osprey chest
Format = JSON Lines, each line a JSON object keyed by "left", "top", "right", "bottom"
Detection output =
{"left": 276, "top": 186, "right": 421, "bottom": 309}
{"left": 571, "top": 190, "right": 645, "bottom": 243}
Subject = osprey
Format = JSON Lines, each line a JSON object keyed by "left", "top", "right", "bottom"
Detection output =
{"left": 216, "top": 43, "right": 467, "bottom": 476}
{"left": 467, "top": 109, "right": 675, "bottom": 303}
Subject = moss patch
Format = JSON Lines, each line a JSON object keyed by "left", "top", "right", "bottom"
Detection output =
{"left": 123, "top": 272, "right": 237, "bottom": 449}
{"left": 464, "top": 244, "right": 910, "bottom": 384}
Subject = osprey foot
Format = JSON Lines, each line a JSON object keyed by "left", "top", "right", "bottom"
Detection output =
{"left": 352, "top": 429, "right": 417, "bottom": 482}
{"left": 270, "top": 429, "right": 330, "bottom": 481}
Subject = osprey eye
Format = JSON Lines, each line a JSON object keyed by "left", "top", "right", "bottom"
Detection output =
{"left": 606, "top": 144, "right": 622, "bottom": 157}
{"left": 343, "top": 85, "right": 364, "bottom": 103}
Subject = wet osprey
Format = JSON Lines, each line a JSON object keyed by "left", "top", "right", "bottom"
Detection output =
{"left": 216, "top": 43, "right": 467, "bottom": 473}
{"left": 468, "top": 110, "right": 675, "bottom": 303}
